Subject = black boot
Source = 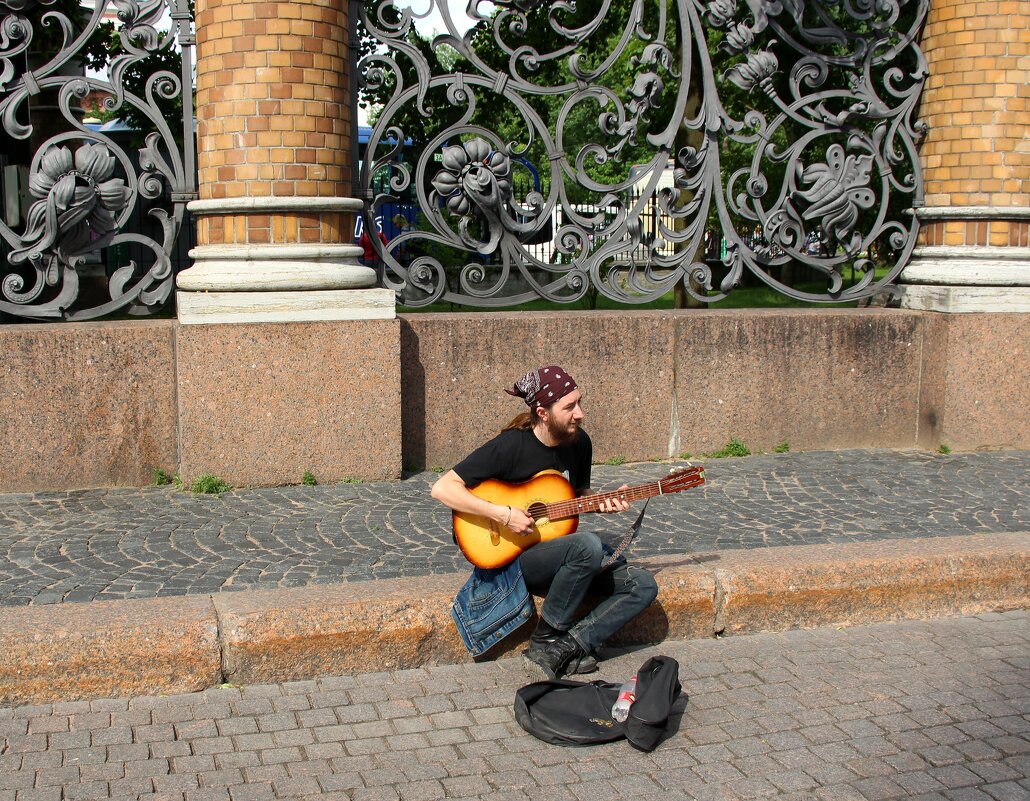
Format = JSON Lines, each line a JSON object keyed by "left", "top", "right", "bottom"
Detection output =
{"left": 565, "top": 648, "right": 599, "bottom": 676}
{"left": 523, "top": 633, "right": 590, "bottom": 680}
{"left": 529, "top": 619, "right": 564, "bottom": 643}
{"left": 526, "top": 620, "right": 597, "bottom": 676}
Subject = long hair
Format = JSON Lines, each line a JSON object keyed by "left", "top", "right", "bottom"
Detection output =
{"left": 502, "top": 409, "right": 538, "bottom": 432}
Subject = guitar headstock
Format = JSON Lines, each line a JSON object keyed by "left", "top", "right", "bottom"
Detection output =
{"left": 660, "top": 465, "right": 706, "bottom": 493}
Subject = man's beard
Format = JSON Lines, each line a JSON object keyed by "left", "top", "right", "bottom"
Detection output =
{"left": 545, "top": 414, "right": 580, "bottom": 445}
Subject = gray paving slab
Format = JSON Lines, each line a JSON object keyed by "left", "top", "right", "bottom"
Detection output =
{"left": 0, "top": 449, "right": 1026, "bottom": 607}
{"left": 0, "top": 610, "right": 1027, "bottom": 801}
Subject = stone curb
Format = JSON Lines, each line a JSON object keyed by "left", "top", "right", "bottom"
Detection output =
{"left": 0, "top": 532, "right": 1026, "bottom": 705}
{"left": 0, "top": 595, "right": 222, "bottom": 705}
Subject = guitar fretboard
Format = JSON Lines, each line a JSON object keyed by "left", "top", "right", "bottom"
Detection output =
{"left": 538, "top": 482, "right": 666, "bottom": 521}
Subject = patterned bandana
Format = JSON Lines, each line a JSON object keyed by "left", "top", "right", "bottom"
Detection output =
{"left": 505, "top": 366, "right": 578, "bottom": 409}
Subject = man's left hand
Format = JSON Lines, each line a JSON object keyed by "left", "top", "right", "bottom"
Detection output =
{"left": 598, "top": 485, "right": 631, "bottom": 513}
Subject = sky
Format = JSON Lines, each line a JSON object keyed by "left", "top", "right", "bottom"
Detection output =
{"left": 391, "top": 0, "right": 483, "bottom": 38}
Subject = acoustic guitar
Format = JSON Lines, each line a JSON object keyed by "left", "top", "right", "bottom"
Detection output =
{"left": 453, "top": 465, "right": 706, "bottom": 569}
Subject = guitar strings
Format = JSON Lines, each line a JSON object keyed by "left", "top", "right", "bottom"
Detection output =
{"left": 544, "top": 469, "right": 704, "bottom": 520}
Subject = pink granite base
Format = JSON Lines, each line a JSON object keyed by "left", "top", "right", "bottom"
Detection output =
{"left": 1, "top": 309, "right": 1026, "bottom": 492}
{"left": 402, "top": 309, "right": 1030, "bottom": 469}
{"left": 0, "top": 321, "right": 178, "bottom": 491}
{"left": 931, "top": 314, "right": 1030, "bottom": 450}
{"left": 176, "top": 319, "right": 402, "bottom": 486}
{"left": 672, "top": 309, "right": 924, "bottom": 455}
{"left": 400, "top": 311, "right": 677, "bottom": 471}
{"left": 403, "top": 309, "right": 931, "bottom": 469}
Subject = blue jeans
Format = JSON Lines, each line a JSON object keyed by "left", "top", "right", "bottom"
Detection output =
{"left": 519, "top": 531, "right": 658, "bottom": 652}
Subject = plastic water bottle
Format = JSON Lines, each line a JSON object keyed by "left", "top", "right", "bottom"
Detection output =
{"left": 611, "top": 675, "right": 637, "bottom": 723}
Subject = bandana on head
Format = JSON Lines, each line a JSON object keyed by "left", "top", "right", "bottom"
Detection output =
{"left": 505, "top": 365, "right": 578, "bottom": 409}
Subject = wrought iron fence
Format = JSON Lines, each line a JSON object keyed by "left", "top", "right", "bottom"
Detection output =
{"left": 0, "top": 0, "right": 929, "bottom": 319}
{"left": 0, "top": 0, "right": 196, "bottom": 322}
{"left": 358, "top": 0, "right": 928, "bottom": 308}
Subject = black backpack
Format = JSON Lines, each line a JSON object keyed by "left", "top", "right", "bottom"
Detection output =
{"left": 514, "top": 655, "right": 683, "bottom": 750}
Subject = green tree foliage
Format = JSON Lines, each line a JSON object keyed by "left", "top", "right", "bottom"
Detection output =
{"left": 699, "top": 0, "right": 926, "bottom": 273}
{"left": 358, "top": 2, "right": 679, "bottom": 206}
{"left": 8, "top": 0, "right": 194, "bottom": 150}
{"left": 81, "top": 1, "right": 195, "bottom": 150}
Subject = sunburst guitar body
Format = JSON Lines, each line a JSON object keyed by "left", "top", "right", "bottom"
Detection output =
{"left": 453, "top": 466, "right": 705, "bottom": 569}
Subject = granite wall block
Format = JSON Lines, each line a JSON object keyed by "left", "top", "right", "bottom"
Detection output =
{"left": 0, "top": 321, "right": 177, "bottom": 491}
{"left": 176, "top": 319, "right": 402, "bottom": 486}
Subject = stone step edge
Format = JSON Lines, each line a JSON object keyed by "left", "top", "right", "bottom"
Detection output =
{"left": 0, "top": 532, "right": 1026, "bottom": 706}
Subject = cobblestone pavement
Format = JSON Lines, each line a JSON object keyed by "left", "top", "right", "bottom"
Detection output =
{"left": 0, "top": 450, "right": 1027, "bottom": 607}
{"left": 0, "top": 610, "right": 1027, "bottom": 801}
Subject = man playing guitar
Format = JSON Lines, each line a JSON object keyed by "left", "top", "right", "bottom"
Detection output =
{"left": 432, "top": 365, "right": 659, "bottom": 680}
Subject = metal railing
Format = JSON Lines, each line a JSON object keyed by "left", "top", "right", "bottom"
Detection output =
{"left": 359, "top": 0, "right": 928, "bottom": 308}
{"left": 0, "top": 0, "right": 196, "bottom": 321}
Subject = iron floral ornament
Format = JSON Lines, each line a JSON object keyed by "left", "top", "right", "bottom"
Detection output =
{"left": 429, "top": 137, "right": 532, "bottom": 255}
{"left": 7, "top": 144, "right": 129, "bottom": 295}
{"left": 795, "top": 143, "right": 876, "bottom": 254}
{"left": 0, "top": 0, "right": 196, "bottom": 320}
{"left": 360, "top": 0, "right": 927, "bottom": 307}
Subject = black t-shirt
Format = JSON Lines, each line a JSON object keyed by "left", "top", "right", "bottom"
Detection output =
{"left": 452, "top": 428, "right": 593, "bottom": 493}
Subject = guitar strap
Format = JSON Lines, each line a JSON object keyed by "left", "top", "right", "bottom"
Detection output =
{"left": 601, "top": 498, "right": 649, "bottom": 568}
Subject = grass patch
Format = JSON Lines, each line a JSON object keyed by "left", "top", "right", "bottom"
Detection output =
{"left": 302, "top": 470, "right": 318, "bottom": 486}
{"left": 773, "top": 441, "right": 790, "bottom": 453}
{"left": 190, "top": 474, "right": 232, "bottom": 495}
{"left": 707, "top": 438, "right": 751, "bottom": 459}
{"left": 152, "top": 467, "right": 173, "bottom": 486}
{"left": 938, "top": 444, "right": 951, "bottom": 455}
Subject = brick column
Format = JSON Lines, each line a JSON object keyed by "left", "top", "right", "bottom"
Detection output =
{"left": 898, "top": 0, "right": 1029, "bottom": 312}
{"left": 176, "top": 0, "right": 393, "bottom": 323}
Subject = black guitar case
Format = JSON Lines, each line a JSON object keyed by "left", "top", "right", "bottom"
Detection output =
{"left": 514, "top": 655, "right": 683, "bottom": 750}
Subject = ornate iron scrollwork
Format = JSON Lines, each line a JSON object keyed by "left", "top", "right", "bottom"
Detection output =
{"left": 0, "top": 0, "right": 195, "bottom": 320}
{"left": 359, "top": 0, "right": 928, "bottom": 307}
{"left": 429, "top": 137, "right": 538, "bottom": 254}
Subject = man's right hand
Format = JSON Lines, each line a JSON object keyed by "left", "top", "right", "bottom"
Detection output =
{"left": 505, "top": 506, "right": 536, "bottom": 537}
{"left": 432, "top": 470, "right": 538, "bottom": 537}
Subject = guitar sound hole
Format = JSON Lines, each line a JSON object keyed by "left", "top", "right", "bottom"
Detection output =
{"left": 526, "top": 502, "right": 547, "bottom": 520}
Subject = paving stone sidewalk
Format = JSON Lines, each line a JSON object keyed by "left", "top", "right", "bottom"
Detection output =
{"left": 0, "top": 450, "right": 1027, "bottom": 607}
{"left": 0, "top": 610, "right": 1027, "bottom": 801}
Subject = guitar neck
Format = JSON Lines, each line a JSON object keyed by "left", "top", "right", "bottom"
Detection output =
{"left": 544, "top": 482, "right": 664, "bottom": 521}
